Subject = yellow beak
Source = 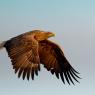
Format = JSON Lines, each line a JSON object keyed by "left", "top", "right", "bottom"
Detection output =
{"left": 47, "top": 32, "right": 55, "bottom": 37}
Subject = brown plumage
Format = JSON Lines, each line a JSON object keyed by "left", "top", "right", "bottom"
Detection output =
{"left": 0, "top": 30, "right": 80, "bottom": 85}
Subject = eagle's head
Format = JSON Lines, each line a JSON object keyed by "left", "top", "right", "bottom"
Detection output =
{"left": 32, "top": 30, "right": 55, "bottom": 41}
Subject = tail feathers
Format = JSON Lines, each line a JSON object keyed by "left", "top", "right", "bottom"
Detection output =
{"left": 0, "top": 41, "right": 6, "bottom": 49}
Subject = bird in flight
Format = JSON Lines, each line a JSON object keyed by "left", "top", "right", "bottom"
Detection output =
{"left": 0, "top": 30, "right": 80, "bottom": 85}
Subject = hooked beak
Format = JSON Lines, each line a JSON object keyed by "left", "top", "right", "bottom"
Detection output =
{"left": 46, "top": 32, "right": 55, "bottom": 38}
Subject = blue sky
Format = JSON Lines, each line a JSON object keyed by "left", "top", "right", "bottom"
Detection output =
{"left": 0, "top": 0, "right": 95, "bottom": 95}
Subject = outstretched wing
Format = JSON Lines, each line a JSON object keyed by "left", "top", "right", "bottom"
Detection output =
{"left": 39, "top": 40, "right": 81, "bottom": 85}
{"left": 4, "top": 35, "right": 40, "bottom": 80}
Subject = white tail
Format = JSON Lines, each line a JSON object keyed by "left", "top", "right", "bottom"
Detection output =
{"left": 0, "top": 41, "right": 6, "bottom": 49}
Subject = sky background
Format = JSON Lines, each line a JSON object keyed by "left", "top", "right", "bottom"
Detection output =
{"left": 0, "top": 0, "right": 95, "bottom": 95}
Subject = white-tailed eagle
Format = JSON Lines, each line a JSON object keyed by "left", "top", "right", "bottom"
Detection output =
{"left": 0, "top": 30, "right": 80, "bottom": 85}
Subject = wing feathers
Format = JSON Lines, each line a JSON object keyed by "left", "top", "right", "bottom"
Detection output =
{"left": 60, "top": 73, "right": 65, "bottom": 84}
{"left": 39, "top": 40, "right": 80, "bottom": 84}
{"left": 55, "top": 72, "right": 59, "bottom": 79}
{"left": 18, "top": 68, "right": 24, "bottom": 78}
{"left": 5, "top": 37, "right": 40, "bottom": 80}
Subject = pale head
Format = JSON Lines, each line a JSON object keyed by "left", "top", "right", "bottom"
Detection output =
{"left": 33, "top": 30, "right": 55, "bottom": 41}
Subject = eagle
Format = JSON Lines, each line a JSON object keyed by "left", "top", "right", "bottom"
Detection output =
{"left": 0, "top": 30, "right": 80, "bottom": 85}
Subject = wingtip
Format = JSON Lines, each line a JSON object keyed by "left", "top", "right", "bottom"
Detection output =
{"left": 60, "top": 73, "right": 65, "bottom": 84}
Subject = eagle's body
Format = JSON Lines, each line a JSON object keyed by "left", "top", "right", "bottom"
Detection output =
{"left": 0, "top": 30, "right": 80, "bottom": 85}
